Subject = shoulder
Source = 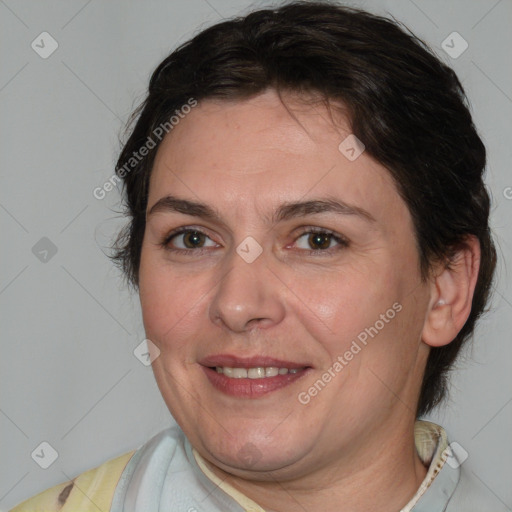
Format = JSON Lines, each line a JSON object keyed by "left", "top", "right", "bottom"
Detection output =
{"left": 9, "top": 450, "right": 135, "bottom": 512}
{"left": 10, "top": 427, "right": 186, "bottom": 512}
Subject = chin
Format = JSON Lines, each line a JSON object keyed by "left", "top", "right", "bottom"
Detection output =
{"left": 200, "top": 426, "right": 312, "bottom": 475}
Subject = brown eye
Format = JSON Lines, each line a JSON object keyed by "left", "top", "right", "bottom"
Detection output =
{"left": 181, "top": 230, "right": 206, "bottom": 248}
{"left": 162, "top": 229, "right": 218, "bottom": 252}
{"left": 295, "top": 229, "right": 348, "bottom": 253}
{"left": 307, "top": 232, "right": 332, "bottom": 250}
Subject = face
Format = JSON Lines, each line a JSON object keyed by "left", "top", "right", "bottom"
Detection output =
{"left": 139, "top": 89, "right": 432, "bottom": 480}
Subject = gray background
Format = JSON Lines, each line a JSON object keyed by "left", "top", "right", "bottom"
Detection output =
{"left": 1, "top": 0, "right": 511, "bottom": 509}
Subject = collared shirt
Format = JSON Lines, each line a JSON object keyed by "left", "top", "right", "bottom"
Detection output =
{"left": 10, "top": 420, "right": 511, "bottom": 511}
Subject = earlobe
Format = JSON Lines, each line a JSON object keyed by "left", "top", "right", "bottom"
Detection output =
{"left": 422, "top": 236, "right": 481, "bottom": 348}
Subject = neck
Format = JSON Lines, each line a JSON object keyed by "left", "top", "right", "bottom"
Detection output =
{"left": 199, "top": 418, "right": 428, "bottom": 512}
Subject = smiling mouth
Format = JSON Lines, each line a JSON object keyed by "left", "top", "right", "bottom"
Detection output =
{"left": 199, "top": 355, "right": 312, "bottom": 397}
{"left": 212, "top": 366, "right": 306, "bottom": 378}
{"left": 202, "top": 364, "right": 311, "bottom": 398}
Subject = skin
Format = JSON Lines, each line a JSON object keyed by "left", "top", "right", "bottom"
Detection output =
{"left": 138, "top": 89, "right": 480, "bottom": 512}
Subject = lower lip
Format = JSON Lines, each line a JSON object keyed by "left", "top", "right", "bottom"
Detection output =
{"left": 202, "top": 366, "right": 310, "bottom": 398}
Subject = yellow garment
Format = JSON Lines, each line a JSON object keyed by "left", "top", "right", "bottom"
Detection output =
{"left": 10, "top": 451, "right": 135, "bottom": 512}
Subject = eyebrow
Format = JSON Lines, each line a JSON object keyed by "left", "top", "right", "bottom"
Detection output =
{"left": 147, "top": 194, "right": 376, "bottom": 224}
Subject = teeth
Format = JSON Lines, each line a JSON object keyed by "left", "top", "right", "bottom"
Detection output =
{"left": 265, "top": 367, "right": 279, "bottom": 377}
{"left": 248, "top": 367, "right": 265, "bottom": 379}
{"left": 215, "top": 366, "right": 304, "bottom": 379}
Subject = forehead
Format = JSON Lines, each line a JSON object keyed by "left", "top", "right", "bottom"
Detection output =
{"left": 148, "top": 90, "right": 405, "bottom": 226}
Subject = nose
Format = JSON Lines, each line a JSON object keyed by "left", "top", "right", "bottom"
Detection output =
{"left": 208, "top": 246, "right": 286, "bottom": 333}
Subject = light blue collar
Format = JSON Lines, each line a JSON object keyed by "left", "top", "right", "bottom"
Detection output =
{"left": 110, "top": 423, "right": 460, "bottom": 511}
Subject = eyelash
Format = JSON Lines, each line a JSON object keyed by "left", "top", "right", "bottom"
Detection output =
{"left": 159, "top": 226, "right": 349, "bottom": 257}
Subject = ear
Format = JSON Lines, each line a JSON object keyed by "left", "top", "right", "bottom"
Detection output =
{"left": 422, "top": 236, "right": 481, "bottom": 348}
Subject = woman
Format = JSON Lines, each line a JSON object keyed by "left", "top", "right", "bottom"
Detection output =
{"left": 11, "top": 2, "right": 508, "bottom": 511}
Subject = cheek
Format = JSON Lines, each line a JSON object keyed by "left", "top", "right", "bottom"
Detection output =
{"left": 139, "top": 250, "right": 244, "bottom": 361}
{"left": 286, "top": 263, "right": 396, "bottom": 353}
{"left": 138, "top": 248, "right": 199, "bottom": 350}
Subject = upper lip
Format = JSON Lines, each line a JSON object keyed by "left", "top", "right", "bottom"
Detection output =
{"left": 200, "top": 354, "right": 311, "bottom": 369}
